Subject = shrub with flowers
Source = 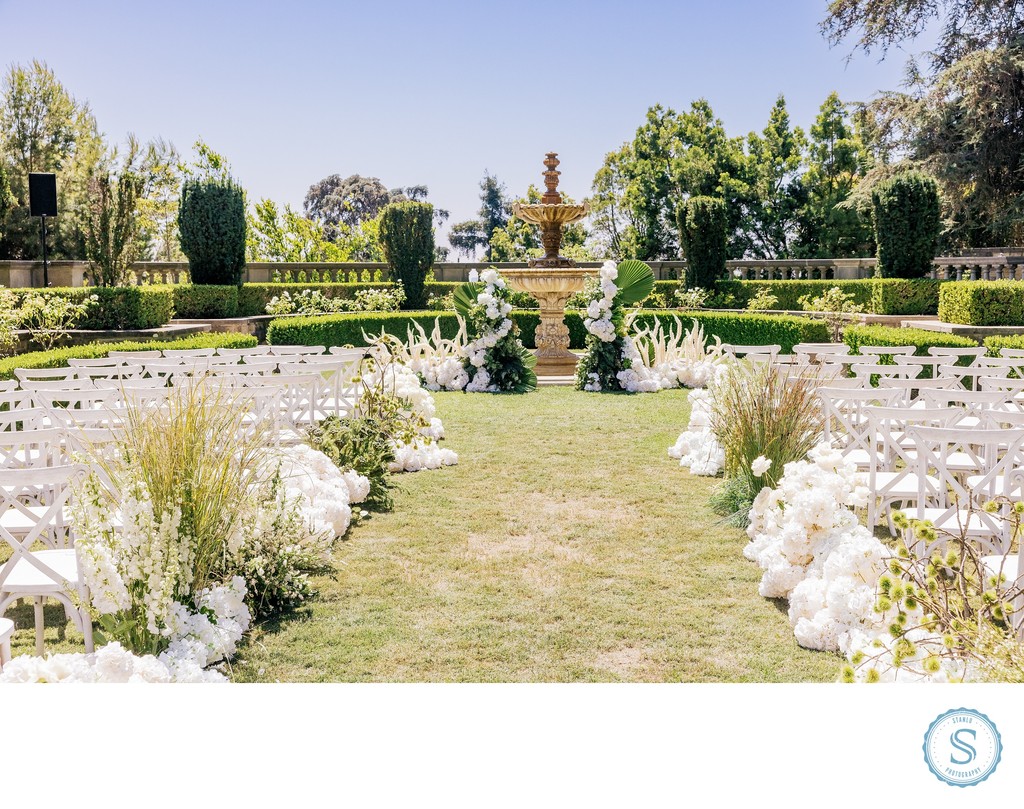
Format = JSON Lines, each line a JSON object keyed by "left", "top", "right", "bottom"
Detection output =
{"left": 453, "top": 268, "right": 536, "bottom": 393}
{"left": 358, "top": 338, "right": 458, "bottom": 472}
{"left": 266, "top": 284, "right": 405, "bottom": 316}
{"left": 843, "top": 501, "right": 1024, "bottom": 683}
{"left": 575, "top": 260, "right": 655, "bottom": 392}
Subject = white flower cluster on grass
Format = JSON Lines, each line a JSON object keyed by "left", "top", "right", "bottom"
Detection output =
{"left": 667, "top": 388, "right": 725, "bottom": 476}
{"left": 361, "top": 348, "right": 458, "bottom": 472}
{"left": 463, "top": 268, "right": 515, "bottom": 393}
{"left": 1, "top": 444, "right": 372, "bottom": 684}
{"left": 403, "top": 319, "right": 470, "bottom": 392}
{"left": 0, "top": 578, "right": 250, "bottom": 683}
{"left": 272, "top": 443, "right": 370, "bottom": 537}
{"left": 622, "top": 319, "right": 726, "bottom": 393}
{"left": 582, "top": 261, "right": 619, "bottom": 344}
{"left": 742, "top": 442, "right": 967, "bottom": 682}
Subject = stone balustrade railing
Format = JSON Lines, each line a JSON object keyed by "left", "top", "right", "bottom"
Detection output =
{"left": 1, "top": 255, "right": 1023, "bottom": 288}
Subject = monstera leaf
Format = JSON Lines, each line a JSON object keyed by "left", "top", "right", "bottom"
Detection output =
{"left": 613, "top": 259, "right": 655, "bottom": 307}
{"left": 452, "top": 281, "right": 484, "bottom": 318}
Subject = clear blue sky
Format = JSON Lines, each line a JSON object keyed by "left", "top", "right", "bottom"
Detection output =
{"left": 0, "top": 0, "right": 910, "bottom": 239}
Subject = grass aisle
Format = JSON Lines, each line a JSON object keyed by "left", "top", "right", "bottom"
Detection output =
{"left": 234, "top": 387, "right": 840, "bottom": 682}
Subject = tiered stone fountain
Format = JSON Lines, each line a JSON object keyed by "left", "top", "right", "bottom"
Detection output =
{"left": 504, "top": 153, "right": 592, "bottom": 377}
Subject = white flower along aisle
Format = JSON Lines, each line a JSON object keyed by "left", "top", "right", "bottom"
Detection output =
{"left": 1, "top": 351, "right": 459, "bottom": 683}
{"left": 662, "top": 346, "right": 1015, "bottom": 681}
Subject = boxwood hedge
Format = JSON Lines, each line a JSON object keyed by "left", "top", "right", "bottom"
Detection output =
{"left": 938, "top": 281, "right": 1024, "bottom": 326}
{"left": 267, "top": 309, "right": 829, "bottom": 354}
{"left": 12, "top": 286, "right": 174, "bottom": 330}
{"left": 714, "top": 278, "right": 941, "bottom": 315}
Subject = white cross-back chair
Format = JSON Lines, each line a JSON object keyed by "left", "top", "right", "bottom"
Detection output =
{"left": 858, "top": 345, "right": 917, "bottom": 358}
{"left": 904, "top": 426, "right": 1024, "bottom": 558}
{"left": 864, "top": 406, "right": 961, "bottom": 532}
{"left": 216, "top": 345, "right": 272, "bottom": 357}
{"left": 328, "top": 346, "right": 371, "bottom": 362}
{"left": 0, "top": 465, "right": 93, "bottom": 656}
{"left": 162, "top": 348, "right": 216, "bottom": 358}
{"left": 919, "top": 388, "right": 1014, "bottom": 427}
{"left": 938, "top": 363, "right": 1011, "bottom": 391}
{"left": 929, "top": 346, "right": 987, "bottom": 362}
{"left": 107, "top": 349, "right": 162, "bottom": 359}
{"left": 13, "top": 366, "right": 79, "bottom": 384}
{"left": 819, "top": 387, "right": 902, "bottom": 470}
{"left": 851, "top": 362, "right": 923, "bottom": 383}
{"left": 0, "top": 427, "right": 65, "bottom": 470}
{"left": 721, "top": 344, "right": 781, "bottom": 360}
{"left": 267, "top": 345, "right": 327, "bottom": 357}
{"left": 878, "top": 376, "right": 959, "bottom": 406}
{"left": 0, "top": 407, "right": 48, "bottom": 432}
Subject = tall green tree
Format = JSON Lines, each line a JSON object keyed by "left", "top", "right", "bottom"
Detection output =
{"left": 448, "top": 172, "right": 510, "bottom": 260}
{"left": 84, "top": 137, "right": 146, "bottom": 286}
{"left": 741, "top": 95, "right": 808, "bottom": 258}
{"left": 589, "top": 100, "right": 748, "bottom": 261}
{"left": 796, "top": 92, "right": 872, "bottom": 257}
{"left": 138, "top": 137, "right": 184, "bottom": 261}
{"left": 0, "top": 60, "right": 102, "bottom": 259}
{"left": 822, "top": 0, "right": 1024, "bottom": 247}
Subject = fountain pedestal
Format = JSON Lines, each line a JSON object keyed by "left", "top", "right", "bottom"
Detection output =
{"left": 502, "top": 267, "right": 591, "bottom": 376}
{"left": 505, "top": 152, "right": 592, "bottom": 377}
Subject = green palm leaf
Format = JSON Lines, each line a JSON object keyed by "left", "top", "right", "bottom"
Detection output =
{"left": 452, "top": 281, "right": 483, "bottom": 318}
{"left": 613, "top": 259, "right": 655, "bottom": 307}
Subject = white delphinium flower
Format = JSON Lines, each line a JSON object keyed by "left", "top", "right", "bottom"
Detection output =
{"left": 468, "top": 269, "right": 479, "bottom": 283}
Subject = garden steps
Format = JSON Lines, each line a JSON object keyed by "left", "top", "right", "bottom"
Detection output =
{"left": 536, "top": 375, "right": 576, "bottom": 387}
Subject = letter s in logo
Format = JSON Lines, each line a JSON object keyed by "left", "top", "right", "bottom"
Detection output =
{"left": 950, "top": 728, "right": 977, "bottom": 765}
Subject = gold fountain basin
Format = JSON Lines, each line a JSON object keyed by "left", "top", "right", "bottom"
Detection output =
{"left": 511, "top": 201, "right": 589, "bottom": 227}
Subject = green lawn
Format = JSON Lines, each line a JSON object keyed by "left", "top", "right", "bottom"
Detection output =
{"left": 228, "top": 386, "right": 841, "bottom": 682}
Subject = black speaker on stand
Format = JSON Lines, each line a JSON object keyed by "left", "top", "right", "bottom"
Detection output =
{"left": 29, "top": 172, "right": 58, "bottom": 288}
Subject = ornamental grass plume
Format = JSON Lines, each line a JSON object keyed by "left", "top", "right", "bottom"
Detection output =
{"left": 83, "top": 377, "right": 273, "bottom": 594}
{"left": 708, "top": 359, "right": 825, "bottom": 513}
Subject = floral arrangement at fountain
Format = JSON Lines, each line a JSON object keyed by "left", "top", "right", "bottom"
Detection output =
{"left": 452, "top": 268, "right": 537, "bottom": 393}
{"left": 575, "top": 259, "right": 655, "bottom": 391}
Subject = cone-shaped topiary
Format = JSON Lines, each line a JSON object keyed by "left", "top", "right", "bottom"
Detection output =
{"left": 178, "top": 177, "right": 247, "bottom": 286}
{"left": 678, "top": 196, "right": 727, "bottom": 290}
{"left": 378, "top": 201, "right": 434, "bottom": 309}
{"left": 871, "top": 171, "right": 942, "bottom": 279}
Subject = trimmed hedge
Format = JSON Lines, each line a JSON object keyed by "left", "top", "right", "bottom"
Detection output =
{"left": 173, "top": 285, "right": 239, "bottom": 319}
{"left": 938, "top": 281, "right": 1024, "bottom": 326}
{"left": 267, "top": 309, "right": 828, "bottom": 354}
{"left": 714, "top": 279, "right": 941, "bottom": 315}
{"left": 984, "top": 335, "right": 1024, "bottom": 355}
{"left": 0, "top": 332, "right": 258, "bottom": 381}
{"left": 844, "top": 325, "right": 979, "bottom": 378}
{"left": 12, "top": 286, "right": 174, "bottom": 330}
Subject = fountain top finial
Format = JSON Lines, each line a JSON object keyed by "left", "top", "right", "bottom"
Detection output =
{"left": 541, "top": 152, "right": 561, "bottom": 205}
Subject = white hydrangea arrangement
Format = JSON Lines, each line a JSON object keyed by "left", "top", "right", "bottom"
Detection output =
{"left": 359, "top": 342, "right": 458, "bottom": 472}
{"left": 741, "top": 441, "right": 972, "bottom": 682}
{"left": 667, "top": 388, "right": 725, "bottom": 476}
{"left": 457, "top": 268, "right": 535, "bottom": 393}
